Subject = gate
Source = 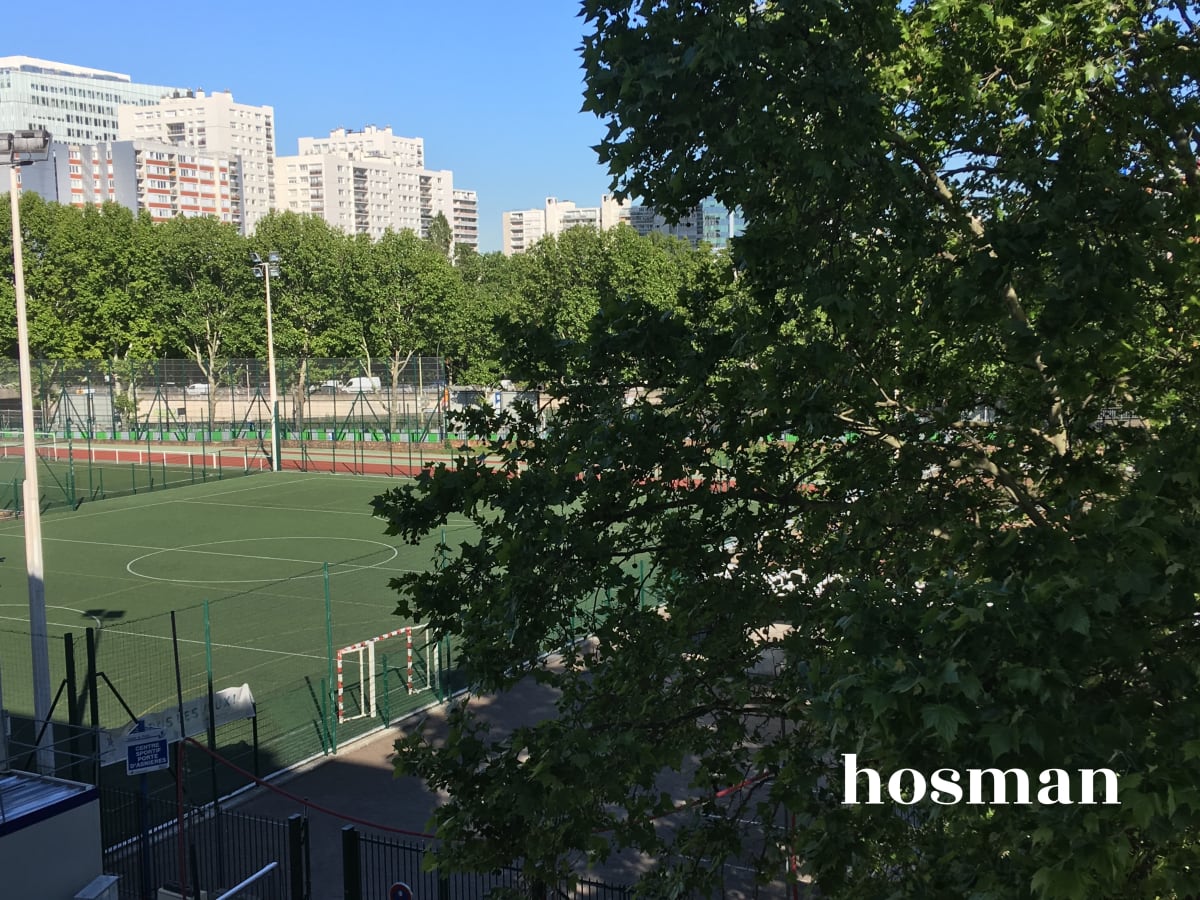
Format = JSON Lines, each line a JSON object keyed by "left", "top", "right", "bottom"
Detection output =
{"left": 100, "top": 787, "right": 310, "bottom": 899}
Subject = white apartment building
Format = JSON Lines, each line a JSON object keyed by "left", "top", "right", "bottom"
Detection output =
{"left": 0, "top": 56, "right": 182, "bottom": 142}
{"left": 277, "top": 126, "right": 469, "bottom": 246}
{"left": 452, "top": 189, "right": 479, "bottom": 251}
{"left": 421, "top": 169, "right": 454, "bottom": 238}
{"left": 275, "top": 153, "right": 423, "bottom": 239}
{"left": 502, "top": 194, "right": 631, "bottom": 255}
{"left": 502, "top": 208, "right": 547, "bottom": 255}
{"left": 20, "top": 139, "right": 240, "bottom": 225}
{"left": 298, "top": 125, "right": 424, "bottom": 169}
{"left": 118, "top": 90, "right": 275, "bottom": 233}
{"left": 545, "top": 196, "right": 599, "bottom": 233}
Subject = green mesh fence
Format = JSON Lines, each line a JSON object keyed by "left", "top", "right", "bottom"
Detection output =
{"left": 89, "top": 600, "right": 457, "bottom": 801}
{"left": 0, "top": 437, "right": 258, "bottom": 513}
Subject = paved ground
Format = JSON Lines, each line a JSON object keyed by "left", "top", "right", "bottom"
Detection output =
{"left": 230, "top": 675, "right": 621, "bottom": 899}
{"left": 229, "top": 665, "right": 799, "bottom": 900}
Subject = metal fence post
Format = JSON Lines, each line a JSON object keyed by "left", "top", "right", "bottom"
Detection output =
{"left": 288, "top": 813, "right": 309, "bottom": 900}
{"left": 342, "top": 825, "right": 362, "bottom": 900}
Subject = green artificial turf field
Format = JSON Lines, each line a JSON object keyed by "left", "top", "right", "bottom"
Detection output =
{"left": 0, "top": 471, "right": 466, "bottom": 774}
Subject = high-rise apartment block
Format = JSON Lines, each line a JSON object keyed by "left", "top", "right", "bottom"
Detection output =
{"left": 118, "top": 90, "right": 275, "bottom": 233}
{"left": 298, "top": 125, "right": 424, "bottom": 169}
{"left": 274, "top": 151, "right": 423, "bottom": 238}
{"left": 501, "top": 194, "right": 631, "bottom": 255}
{"left": 421, "top": 169, "right": 453, "bottom": 237}
{"left": 501, "top": 207, "right": 547, "bottom": 255}
{"left": 276, "top": 126, "right": 474, "bottom": 248}
{"left": 0, "top": 56, "right": 181, "bottom": 142}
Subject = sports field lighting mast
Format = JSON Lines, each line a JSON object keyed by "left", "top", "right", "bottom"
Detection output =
{"left": 250, "top": 251, "right": 282, "bottom": 472}
{"left": 2, "top": 128, "right": 53, "bottom": 772}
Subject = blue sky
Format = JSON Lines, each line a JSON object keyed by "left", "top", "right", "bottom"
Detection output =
{"left": 6, "top": 2, "right": 617, "bottom": 252}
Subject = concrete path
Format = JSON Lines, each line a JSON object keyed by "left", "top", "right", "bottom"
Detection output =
{"left": 230, "top": 672, "right": 799, "bottom": 899}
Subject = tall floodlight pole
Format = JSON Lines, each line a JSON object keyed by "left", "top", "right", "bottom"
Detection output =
{"left": 250, "top": 252, "right": 282, "bottom": 471}
{"left": 3, "top": 129, "right": 53, "bottom": 773}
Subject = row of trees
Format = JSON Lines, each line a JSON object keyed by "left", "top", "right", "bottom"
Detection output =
{"left": 0, "top": 197, "right": 731, "bottom": 393}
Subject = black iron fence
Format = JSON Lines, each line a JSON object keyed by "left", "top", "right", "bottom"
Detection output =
{"left": 342, "top": 826, "right": 632, "bottom": 900}
{"left": 99, "top": 786, "right": 306, "bottom": 900}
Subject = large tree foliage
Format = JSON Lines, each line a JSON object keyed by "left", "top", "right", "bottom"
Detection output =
{"left": 375, "top": 1, "right": 1200, "bottom": 898}
{"left": 158, "top": 215, "right": 259, "bottom": 395}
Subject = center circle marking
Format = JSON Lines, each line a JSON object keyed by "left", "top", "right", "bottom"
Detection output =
{"left": 125, "top": 536, "right": 399, "bottom": 584}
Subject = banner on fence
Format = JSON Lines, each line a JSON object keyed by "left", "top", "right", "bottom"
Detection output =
{"left": 99, "top": 683, "right": 256, "bottom": 766}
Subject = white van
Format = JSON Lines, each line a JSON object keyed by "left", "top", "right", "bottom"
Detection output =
{"left": 185, "top": 382, "right": 210, "bottom": 396}
{"left": 342, "top": 376, "right": 382, "bottom": 394}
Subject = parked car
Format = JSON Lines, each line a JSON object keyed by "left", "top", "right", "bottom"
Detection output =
{"left": 308, "top": 382, "right": 340, "bottom": 395}
{"left": 185, "top": 383, "right": 210, "bottom": 396}
{"left": 342, "top": 376, "right": 382, "bottom": 394}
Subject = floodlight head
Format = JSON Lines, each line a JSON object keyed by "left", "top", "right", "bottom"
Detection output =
{"left": 0, "top": 129, "right": 52, "bottom": 163}
{"left": 268, "top": 265, "right": 280, "bottom": 278}
{"left": 267, "top": 251, "right": 281, "bottom": 264}
{"left": 252, "top": 268, "right": 264, "bottom": 279}
{"left": 249, "top": 252, "right": 263, "bottom": 265}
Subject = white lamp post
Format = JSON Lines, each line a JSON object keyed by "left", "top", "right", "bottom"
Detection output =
{"left": 250, "top": 252, "right": 281, "bottom": 472}
{"left": 2, "top": 128, "right": 53, "bottom": 773}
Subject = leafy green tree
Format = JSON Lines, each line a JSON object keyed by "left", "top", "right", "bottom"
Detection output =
{"left": 253, "top": 211, "right": 358, "bottom": 398}
{"left": 375, "top": 2, "right": 1200, "bottom": 898}
{"left": 6, "top": 196, "right": 107, "bottom": 359}
{"left": 426, "top": 211, "right": 453, "bottom": 258}
{"left": 157, "top": 215, "right": 258, "bottom": 416}
{"left": 452, "top": 248, "right": 525, "bottom": 385}
{"left": 358, "top": 228, "right": 467, "bottom": 429}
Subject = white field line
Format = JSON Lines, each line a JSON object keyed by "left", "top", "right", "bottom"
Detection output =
{"left": 104, "top": 628, "right": 327, "bottom": 661}
{"left": 178, "top": 499, "right": 386, "bottom": 517}
{"left": 0, "top": 533, "right": 400, "bottom": 571}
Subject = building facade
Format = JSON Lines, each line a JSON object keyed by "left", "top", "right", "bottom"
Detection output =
{"left": 501, "top": 194, "right": 632, "bottom": 255}
{"left": 274, "top": 152, "right": 423, "bottom": 239}
{"left": 0, "top": 56, "right": 181, "bottom": 143}
{"left": 629, "top": 198, "right": 743, "bottom": 249}
{"left": 277, "top": 126, "right": 471, "bottom": 247}
{"left": 452, "top": 189, "right": 479, "bottom": 252}
{"left": 298, "top": 125, "right": 424, "bottom": 169}
{"left": 19, "top": 139, "right": 241, "bottom": 225}
{"left": 118, "top": 90, "right": 274, "bottom": 233}
{"left": 420, "top": 169, "right": 454, "bottom": 239}
{"left": 501, "top": 207, "right": 547, "bottom": 255}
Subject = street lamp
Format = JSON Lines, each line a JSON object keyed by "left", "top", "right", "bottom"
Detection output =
{"left": 2, "top": 128, "right": 53, "bottom": 773}
{"left": 249, "top": 251, "right": 281, "bottom": 472}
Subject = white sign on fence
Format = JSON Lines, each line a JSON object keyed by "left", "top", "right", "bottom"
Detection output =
{"left": 100, "top": 683, "right": 256, "bottom": 767}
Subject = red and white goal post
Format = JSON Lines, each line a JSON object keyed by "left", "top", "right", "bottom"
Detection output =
{"left": 336, "top": 625, "right": 436, "bottom": 724}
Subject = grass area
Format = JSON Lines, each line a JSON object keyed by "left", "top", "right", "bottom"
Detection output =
{"left": 0, "top": 471, "right": 468, "bottom": 775}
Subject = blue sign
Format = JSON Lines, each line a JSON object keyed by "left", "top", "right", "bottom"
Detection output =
{"left": 389, "top": 882, "right": 413, "bottom": 900}
{"left": 125, "top": 724, "right": 170, "bottom": 775}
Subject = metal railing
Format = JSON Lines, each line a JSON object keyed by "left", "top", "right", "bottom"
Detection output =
{"left": 342, "top": 825, "right": 633, "bottom": 900}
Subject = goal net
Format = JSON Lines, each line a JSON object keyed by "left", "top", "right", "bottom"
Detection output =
{"left": 336, "top": 625, "right": 436, "bottom": 723}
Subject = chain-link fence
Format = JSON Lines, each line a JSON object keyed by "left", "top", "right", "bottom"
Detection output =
{"left": 0, "top": 357, "right": 452, "bottom": 443}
